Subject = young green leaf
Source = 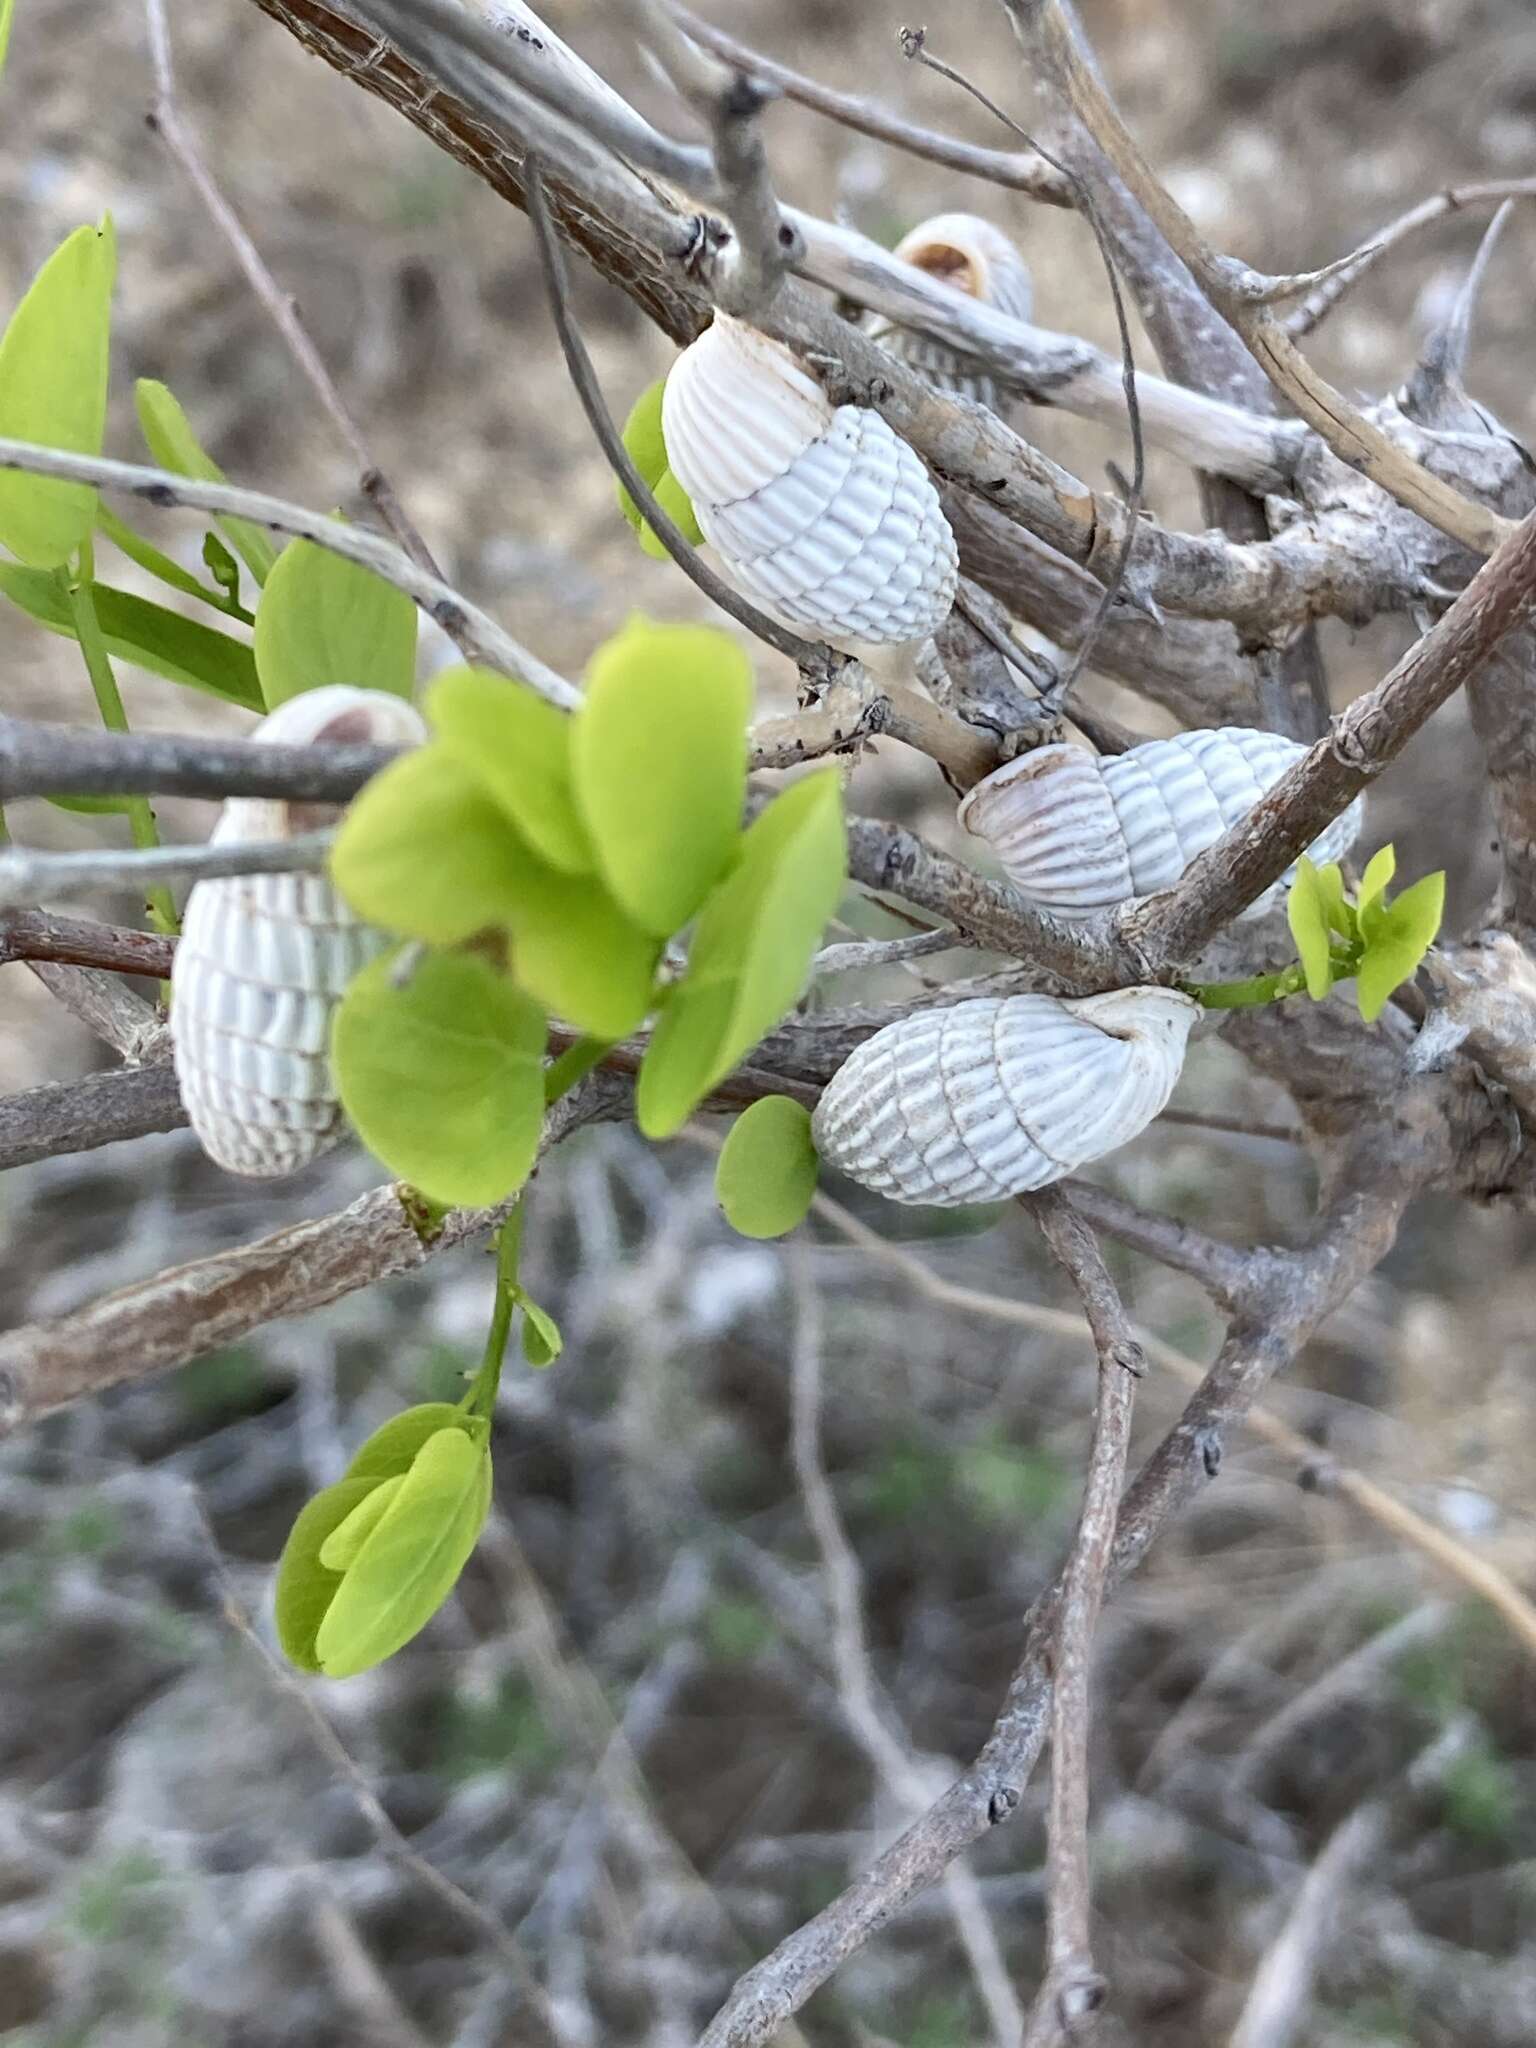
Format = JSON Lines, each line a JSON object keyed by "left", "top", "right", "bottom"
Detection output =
{"left": 203, "top": 531, "right": 244, "bottom": 610}
{"left": 637, "top": 470, "right": 705, "bottom": 558}
{"left": 0, "top": 0, "right": 15, "bottom": 77}
{"left": 1286, "top": 856, "right": 1335, "bottom": 1001}
{"left": 1311, "top": 859, "right": 1356, "bottom": 942}
{"left": 0, "top": 217, "right": 115, "bottom": 567}
{"left": 332, "top": 949, "right": 549, "bottom": 1208}
{"left": 716, "top": 1095, "right": 820, "bottom": 1238}
{"left": 331, "top": 742, "right": 660, "bottom": 1034}
{"left": 254, "top": 537, "right": 416, "bottom": 710}
{"left": 1355, "top": 870, "right": 1446, "bottom": 1023}
{"left": 135, "top": 379, "right": 278, "bottom": 586}
{"left": 638, "top": 769, "right": 846, "bottom": 1138}
{"left": 97, "top": 506, "right": 245, "bottom": 616}
{"left": 520, "top": 1297, "right": 563, "bottom": 1368}
{"left": 314, "top": 1424, "right": 493, "bottom": 1678}
{"left": 616, "top": 377, "right": 669, "bottom": 530}
{"left": 1356, "top": 843, "right": 1397, "bottom": 936}
{"left": 273, "top": 1476, "right": 378, "bottom": 1674}
{"left": 330, "top": 742, "right": 532, "bottom": 943}
{"left": 344, "top": 1402, "right": 474, "bottom": 1482}
{"left": 574, "top": 617, "right": 752, "bottom": 937}
{"left": 0, "top": 562, "right": 262, "bottom": 707}
{"left": 318, "top": 1474, "right": 404, "bottom": 1572}
{"left": 428, "top": 664, "right": 593, "bottom": 873}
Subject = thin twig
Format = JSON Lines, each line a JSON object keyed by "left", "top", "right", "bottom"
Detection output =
{"left": 673, "top": 6, "right": 1073, "bottom": 205}
{"left": 0, "top": 715, "right": 399, "bottom": 805}
{"left": 142, "top": 0, "right": 451, "bottom": 597}
{"left": 0, "top": 437, "right": 577, "bottom": 705}
{"left": 0, "top": 908, "right": 176, "bottom": 978}
{"left": 0, "top": 832, "right": 333, "bottom": 911}
{"left": 1017, "top": 1189, "right": 1140, "bottom": 2039}
{"left": 810, "top": 927, "right": 966, "bottom": 981}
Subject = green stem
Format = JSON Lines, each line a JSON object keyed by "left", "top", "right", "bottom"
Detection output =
{"left": 460, "top": 1207, "right": 524, "bottom": 1420}
{"left": 1184, "top": 952, "right": 1357, "bottom": 1011}
{"left": 543, "top": 1034, "right": 613, "bottom": 1103}
{"left": 64, "top": 543, "right": 179, "bottom": 940}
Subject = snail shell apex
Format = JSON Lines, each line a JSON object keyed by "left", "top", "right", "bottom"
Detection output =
{"left": 869, "top": 213, "right": 1034, "bottom": 414}
{"left": 661, "top": 312, "right": 958, "bottom": 658}
{"left": 811, "top": 987, "right": 1197, "bottom": 1207}
{"left": 958, "top": 728, "right": 1365, "bottom": 922}
{"left": 171, "top": 686, "right": 428, "bottom": 1178}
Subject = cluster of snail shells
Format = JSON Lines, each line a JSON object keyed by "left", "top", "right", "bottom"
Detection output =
{"left": 660, "top": 311, "right": 958, "bottom": 666}
{"left": 959, "top": 728, "right": 1366, "bottom": 922}
{"left": 170, "top": 687, "right": 427, "bottom": 1178}
{"left": 866, "top": 213, "right": 1035, "bottom": 416}
{"left": 812, "top": 989, "right": 1198, "bottom": 1207}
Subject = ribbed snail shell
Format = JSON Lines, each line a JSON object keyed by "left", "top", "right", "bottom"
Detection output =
{"left": 812, "top": 988, "right": 1197, "bottom": 1206}
{"left": 958, "top": 728, "right": 1365, "bottom": 922}
{"left": 171, "top": 687, "right": 427, "bottom": 1177}
{"left": 868, "top": 213, "right": 1035, "bottom": 414}
{"left": 660, "top": 312, "right": 958, "bottom": 660}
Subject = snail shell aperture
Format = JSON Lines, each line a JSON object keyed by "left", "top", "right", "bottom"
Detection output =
{"left": 170, "top": 686, "right": 428, "bottom": 1177}
{"left": 868, "top": 213, "right": 1034, "bottom": 415}
{"left": 811, "top": 987, "right": 1198, "bottom": 1206}
{"left": 661, "top": 312, "right": 958, "bottom": 663}
{"left": 958, "top": 728, "right": 1365, "bottom": 922}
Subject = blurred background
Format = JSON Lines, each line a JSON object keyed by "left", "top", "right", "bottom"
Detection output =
{"left": 3, "top": 1, "right": 1536, "bottom": 2042}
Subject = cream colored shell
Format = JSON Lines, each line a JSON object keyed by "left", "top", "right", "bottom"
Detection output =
{"left": 959, "top": 728, "right": 1365, "bottom": 922}
{"left": 868, "top": 213, "right": 1035, "bottom": 415}
{"left": 661, "top": 312, "right": 958, "bottom": 660}
{"left": 171, "top": 687, "right": 427, "bottom": 1178}
{"left": 811, "top": 987, "right": 1197, "bottom": 1206}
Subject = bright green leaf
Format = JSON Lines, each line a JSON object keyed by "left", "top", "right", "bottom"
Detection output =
{"left": 330, "top": 742, "right": 532, "bottom": 944}
{"left": 637, "top": 470, "right": 705, "bottom": 559}
{"left": 273, "top": 1477, "right": 377, "bottom": 1674}
{"left": 332, "top": 948, "right": 548, "bottom": 1207}
{"left": 0, "top": 561, "right": 262, "bottom": 707}
{"left": 0, "top": 0, "right": 15, "bottom": 77}
{"left": 638, "top": 770, "right": 846, "bottom": 1138}
{"left": 1356, "top": 870, "right": 1445, "bottom": 1023}
{"left": 520, "top": 1297, "right": 563, "bottom": 1368}
{"left": 0, "top": 218, "right": 115, "bottom": 567}
{"left": 1286, "top": 856, "right": 1334, "bottom": 1001}
{"left": 428, "top": 665, "right": 593, "bottom": 873}
{"left": 575, "top": 617, "right": 751, "bottom": 937}
{"left": 254, "top": 536, "right": 416, "bottom": 709}
{"left": 331, "top": 742, "right": 660, "bottom": 1035}
{"left": 202, "top": 531, "right": 243, "bottom": 610}
{"left": 1310, "top": 860, "right": 1355, "bottom": 941}
{"left": 318, "top": 1473, "right": 404, "bottom": 1572}
{"left": 314, "top": 1426, "right": 492, "bottom": 1678}
{"left": 97, "top": 504, "right": 242, "bottom": 615}
{"left": 1356, "top": 843, "right": 1397, "bottom": 937}
{"left": 716, "top": 1096, "right": 819, "bottom": 1238}
{"left": 344, "top": 1402, "right": 474, "bottom": 1482}
{"left": 617, "top": 377, "right": 669, "bottom": 530}
{"left": 135, "top": 379, "right": 278, "bottom": 586}
{"left": 44, "top": 793, "right": 133, "bottom": 816}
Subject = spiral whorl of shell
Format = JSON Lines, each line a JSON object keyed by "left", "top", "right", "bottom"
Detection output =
{"left": 661, "top": 313, "right": 958, "bottom": 659}
{"left": 868, "top": 214, "right": 1034, "bottom": 413}
{"left": 959, "top": 728, "right": 1365, "bottom": 922}
{"left": 811, "top": 988, "right": 1197, "bottom": 1206}
{"left": 171, "top": 686, "right": 428, "bottom": 1177}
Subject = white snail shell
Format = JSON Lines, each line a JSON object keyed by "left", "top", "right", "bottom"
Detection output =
{"left": 868, "top": 213, "right": 1034, "bottom": 415}
{"left": 171, "top": 686, "right": 427, "bottom": 1178}
{"left": 661, "top": 312, "right": 958, "bottom": 662}
{"left": 812, "top": 988, "right": 1197, "bottom": 1206}
{"left": 958, "top": 728, "right": 1365, "bottom": 922}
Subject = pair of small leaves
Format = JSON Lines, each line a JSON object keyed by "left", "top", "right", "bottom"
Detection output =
{"left": 275, "top": 1405, "right": 491, "bottom": 1678}
{"left": 715, "top": 1096, "right": 820, "bottom": 1238}
{"left": 1287, "top": 848, "right": 1446, "bottom": 1024}
{"left": 617, "top": 378, "right": 704, "bottom": 560}
{"left": 135, "top": 379, "right": 278, "bottom": 591}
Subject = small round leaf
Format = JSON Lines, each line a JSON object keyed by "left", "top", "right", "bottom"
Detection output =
{"left": 716, "top": 1096, "right": 819, "bottom": 1239}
